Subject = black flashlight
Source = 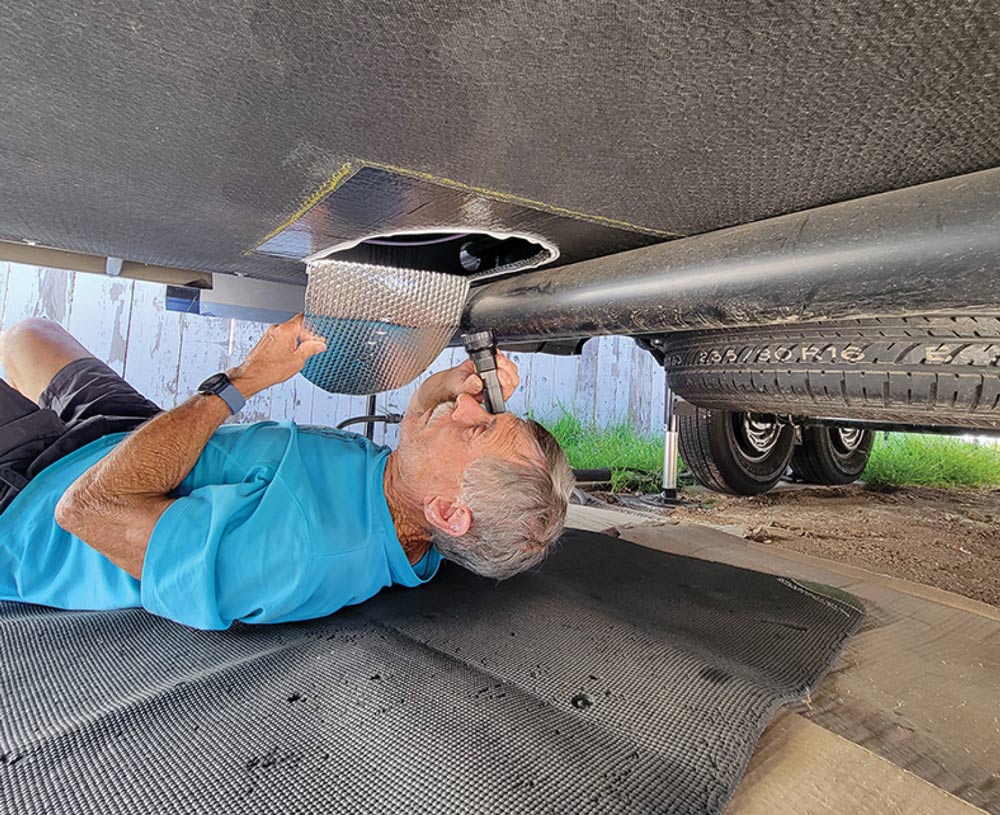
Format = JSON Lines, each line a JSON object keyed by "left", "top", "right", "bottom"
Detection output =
{"left": 461, "top": 330, "right": 506, "bottom": 414}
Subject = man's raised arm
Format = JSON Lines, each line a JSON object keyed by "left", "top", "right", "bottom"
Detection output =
{"left": 55, "top": 315, "right": 325, "bottom": 579}
{"left": 405, "top": 352, "right": 521, "bottom": 417}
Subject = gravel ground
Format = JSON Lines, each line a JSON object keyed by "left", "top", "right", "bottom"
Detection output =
{"left": 661, "top": 485, "right": 1000, "bottom": 607}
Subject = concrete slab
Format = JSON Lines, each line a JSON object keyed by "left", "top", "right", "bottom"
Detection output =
{"left": 731, "top": 713, "right": 987, "bottom": 815}
{"left": 564, "top": 504, "right": 1000, "bottom": 814}
{"left": 564, "top": 502, "right": 667, "bottom": 534}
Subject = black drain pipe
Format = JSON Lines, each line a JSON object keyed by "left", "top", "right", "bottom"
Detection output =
{"left": 461, "top": 168, "right": 1000, "bottom": 342}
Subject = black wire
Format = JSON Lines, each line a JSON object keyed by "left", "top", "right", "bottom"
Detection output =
{"left": 335, "top": 414, "right": 404, "bottom": 431}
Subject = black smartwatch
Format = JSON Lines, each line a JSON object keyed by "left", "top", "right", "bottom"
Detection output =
{"left": 197, "top": 372, "right": 246, "bottom": 416}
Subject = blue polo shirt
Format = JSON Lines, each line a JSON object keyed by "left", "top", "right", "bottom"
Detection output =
{"left": 0, "top": 422, "right": 440, "bottom": 629}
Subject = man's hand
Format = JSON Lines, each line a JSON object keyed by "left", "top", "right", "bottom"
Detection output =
{"left": 408, "top": 352, "right": 520, "bottom": 416}
{"left": 227, "top": 313, "right": 327, "bottom": 399}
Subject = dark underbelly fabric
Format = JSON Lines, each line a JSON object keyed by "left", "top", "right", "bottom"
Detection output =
{"left": 0, "top": 529, "right": 863, "bottom": 814}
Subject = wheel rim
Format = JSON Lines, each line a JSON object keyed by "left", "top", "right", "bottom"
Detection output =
{"left": 733, "top": 413, "right": 783, "bottom": 462}
{"left": 832, "top": 427, "right": 865, "bottom": 455}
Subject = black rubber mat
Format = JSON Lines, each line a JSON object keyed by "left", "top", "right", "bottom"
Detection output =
{"left": 0, "top": 530, "right": 863, "bottom": 814}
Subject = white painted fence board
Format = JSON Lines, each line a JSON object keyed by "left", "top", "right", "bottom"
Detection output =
{"left": 67, "top": 274, "right": 134, "bottom": 375}
{"left": 629, "top": 345, "right": 655, "bottom": 432}
{"left": 309, "top": 386, "right": 343, "bottom": 428}
{"left": 1, "top": 264, "right": 32, "bottom": 327}
{"left": 551, "top": 354, "right": 577, "bottom": 420}
{"left": 0, "top": 263, "right": 8, "bottom": 378}
{"left": 526, "top": 351, "right": 557, "bottom": 420}
{"left": 38, "top": 267, "right": 75, "bottom": 326}
{"left": 594, "top": 338, "right": 619, "bottom": 428}
{"left": 573, "top": 338, "right": 598, "bottom": 426}
{"left": 123, "top": 280, "right": 185, "bottom": 407}
{"left": 0, "top": 262, "right": 10, "bottom": 328}
{"left": 613, "top": 338, "right": 636, "bottom": 426}
{"left": 3, "top": 265, "right": 74, "bottom": 326}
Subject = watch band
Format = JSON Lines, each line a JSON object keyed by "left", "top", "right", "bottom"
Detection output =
{"left": 214, "top": 381, "right": 246, "bottom": 416}
{"left": 197, "top": 373, "right": 246, "bottom": 415}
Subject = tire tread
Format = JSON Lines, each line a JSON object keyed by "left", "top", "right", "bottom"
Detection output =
{"left": 678, "top": 412, "right": 731, "bottom": 494}
{"left": 665, "top": 315, "right": 1000, "bottom": 428}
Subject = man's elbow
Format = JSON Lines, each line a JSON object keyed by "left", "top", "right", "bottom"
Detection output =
{"left": 54, "top": 486, "right": 155, "bottom": 580}
{"left": 54, "top": 489, "right": 79, "bottom": 532}
{"left": 54, "top": 487, "right": 94, "bottom": 537}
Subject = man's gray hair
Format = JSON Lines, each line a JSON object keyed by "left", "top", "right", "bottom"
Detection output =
{"left": 433, "top": 420, "right": 574, "bottom": 579}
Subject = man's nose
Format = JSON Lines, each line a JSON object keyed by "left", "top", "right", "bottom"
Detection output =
{"left": 452, "top": 393, "right": 489, "bottom": 424}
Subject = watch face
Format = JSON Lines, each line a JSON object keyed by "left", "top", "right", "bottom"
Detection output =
{"left": 198, "top": 373, "right": 227, "bottom": 393}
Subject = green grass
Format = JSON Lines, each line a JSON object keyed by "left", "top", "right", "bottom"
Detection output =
{"left": 862, "top": 433, "right": 1000, "bottom": 489}
{"left": 540, "top": 408, "right": 1000, "bottom": 492}
{"left": 538, "top": 410, "right": 667, "bottom": 492}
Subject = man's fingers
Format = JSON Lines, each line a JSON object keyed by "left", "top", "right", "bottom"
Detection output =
{"left": 463, "top": 374, "right": 483, "bottom": 394}
{"left": 298, "top": 326, "right": 324, "bottom": 345}
{"left": 493, "top": 352, "right": 520, "bottom": 399}
{"left": 496, "top": 352, "right": 519, "bottom": 382}
{"left": 292, "top": 313, "right": 326, "bottom": 348}
{"left": 298, "top": 339, "right": 327, "bottom": 360}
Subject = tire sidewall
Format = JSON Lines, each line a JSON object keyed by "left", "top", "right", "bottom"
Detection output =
{"left": 710, "top": 411, "right": 795, "bottom": 495}
{"left": 799, "top": 426, "right": 874, "bottom": 484}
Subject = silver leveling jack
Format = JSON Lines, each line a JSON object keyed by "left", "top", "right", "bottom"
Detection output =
{"left": 639, "top": 372, "right": 690, "bottom": 507}
{"left": 612, "top": 372, "right": 691, "bottom": 511}
{"left": 461, "top": 330, "right": 507, "bottom": 415}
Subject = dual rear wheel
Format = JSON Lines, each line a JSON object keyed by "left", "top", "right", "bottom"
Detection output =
{"left": 663, "top": 314, "right": 1000, "bottom": 496}
{"left": 678, "top": 407, "right": 873, "bottom": 496}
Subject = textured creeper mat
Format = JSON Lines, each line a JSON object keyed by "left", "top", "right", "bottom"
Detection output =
{"left": 0, "top": 530, "right": 863, "bottom": 814}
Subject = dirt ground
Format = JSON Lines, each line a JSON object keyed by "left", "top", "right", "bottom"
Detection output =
{"left": 609, "top": 485, "right": 1000, "bottom": 607}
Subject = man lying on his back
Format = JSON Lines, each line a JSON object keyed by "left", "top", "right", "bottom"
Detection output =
{"left": 0, "top": 315, "right": 572, "bottom": 629}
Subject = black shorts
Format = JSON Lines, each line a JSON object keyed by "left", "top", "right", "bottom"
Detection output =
{"left": 0, "top": 358, "right": 162, "bottom": 513}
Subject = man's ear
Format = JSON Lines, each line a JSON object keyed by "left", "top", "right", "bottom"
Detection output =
{"left": 423, "top": 496, "right": 472, "bottom": 538}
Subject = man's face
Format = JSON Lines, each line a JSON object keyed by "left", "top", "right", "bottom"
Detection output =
{"left": 397, "top": 393, "right": 539, "bottom": 499}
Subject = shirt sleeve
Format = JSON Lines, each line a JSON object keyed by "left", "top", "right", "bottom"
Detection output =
{"left": 139, "top": 474, "right": 314, "bottom": 630}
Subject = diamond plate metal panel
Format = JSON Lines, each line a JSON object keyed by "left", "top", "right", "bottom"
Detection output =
{"left": 302, "top": 260, "right": 469, "bottom": 395}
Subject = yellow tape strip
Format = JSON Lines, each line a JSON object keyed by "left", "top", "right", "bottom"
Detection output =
{"left": 246, "top": 161, "right": 356, "bottom": 254}
{"left": 247, "top": 159, "right": 682, "bottom": 253}
{"left": 362, "top": 161, "right": 683, "bottom": 238}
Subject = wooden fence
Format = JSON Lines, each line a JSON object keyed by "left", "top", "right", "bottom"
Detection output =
{"left": 0, "top": 263, "right": 666, "bottom": 445}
